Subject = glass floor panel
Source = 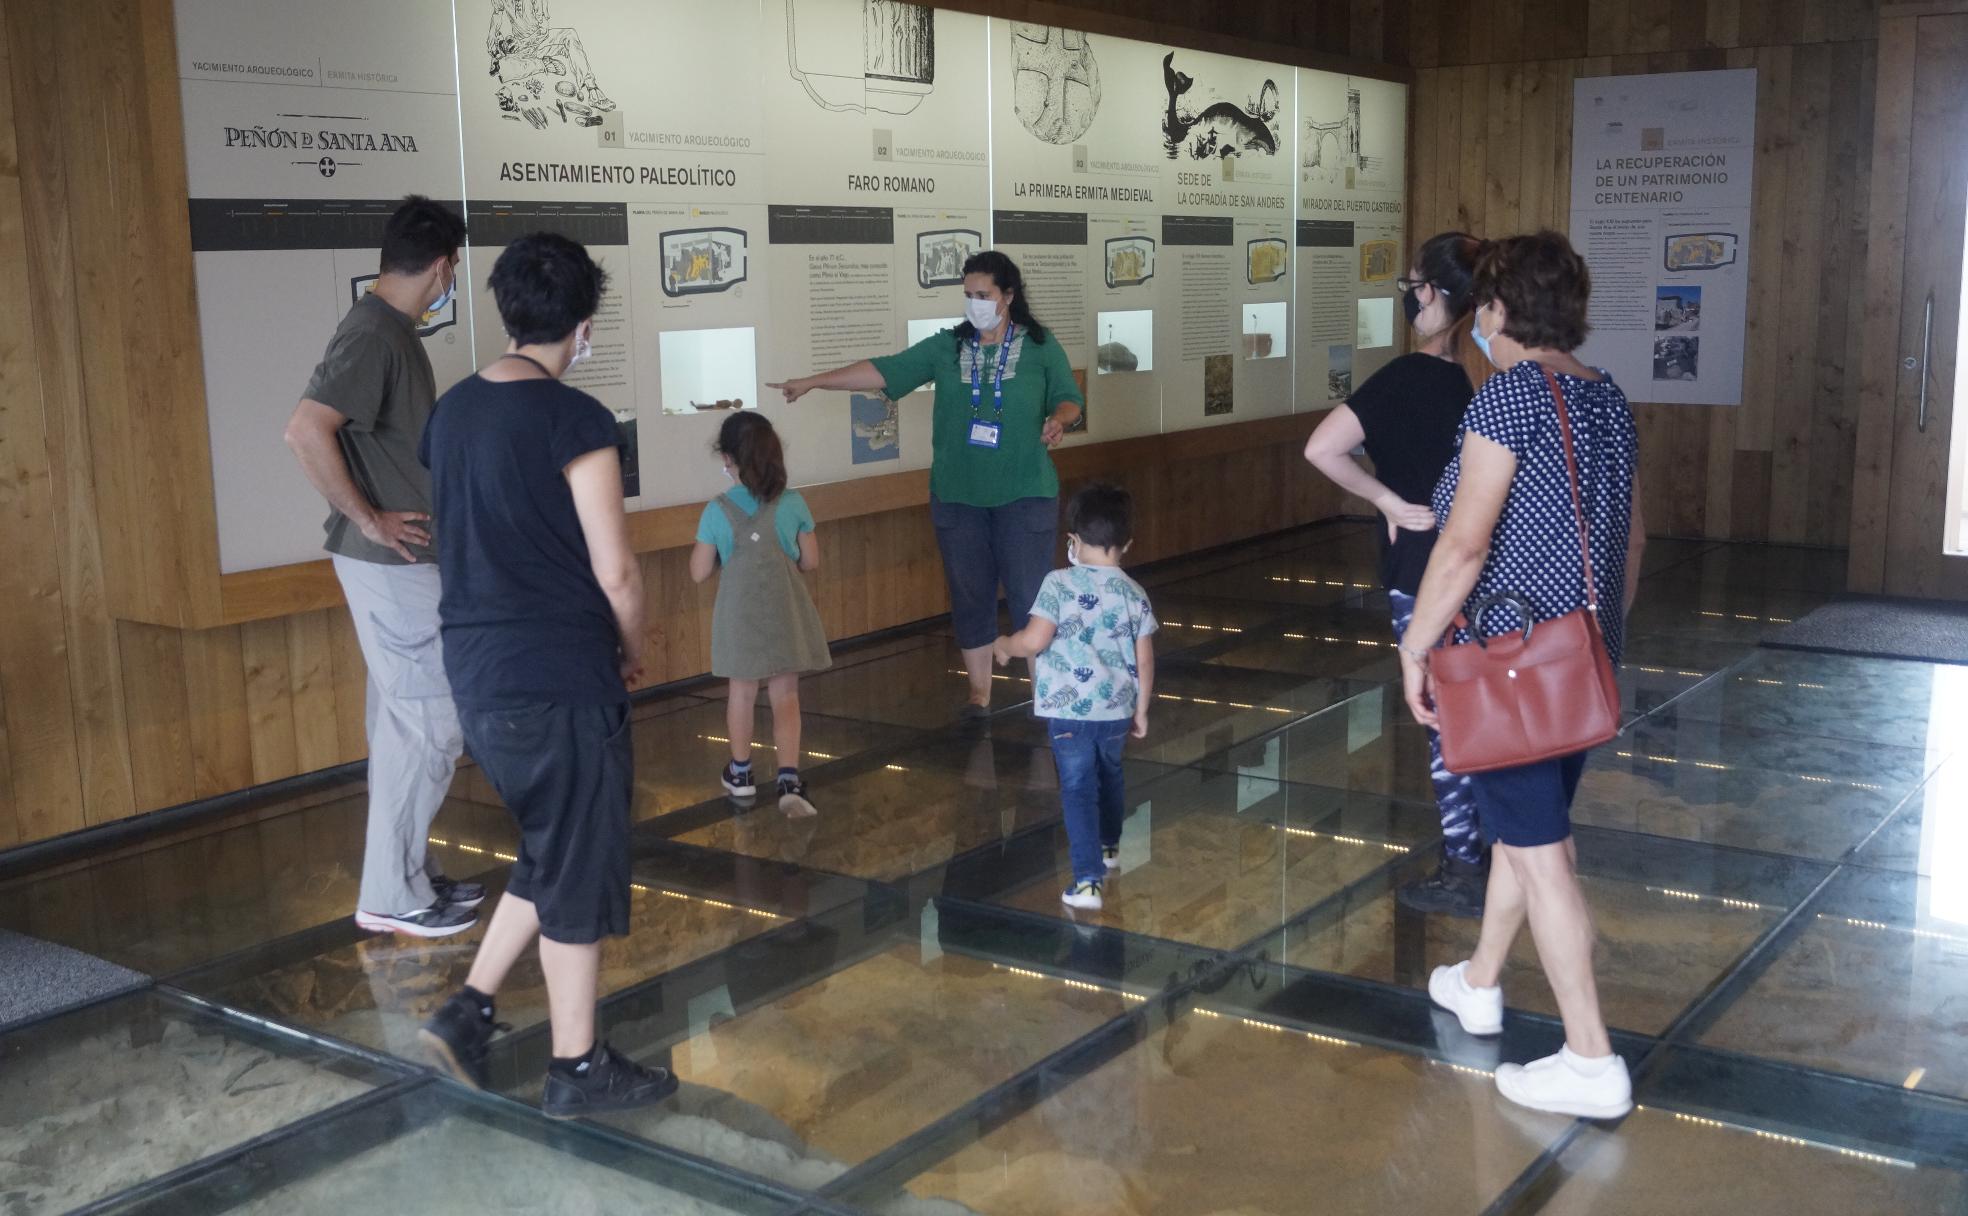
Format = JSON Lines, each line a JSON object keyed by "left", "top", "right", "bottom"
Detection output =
{"left": 1538, "top": 1103, "right": 1968, "bottom": 1215}
{"left": 898, "top": 1006, "right": 1572, "bottom": 1215}
{"left": 985, "top": 767, "right": 1437, "bottom": 951}
{"left": 574, "top": 942, "right": 1134, "bottom": 1189}
{"left": 13, "top": 532, "right": 1968, "bottom": 1214}
{"left": 1700, "top": 867, "right": 1968, "bottom": 1101}
{"left": 0, "top": 990, "right": 401, "bottom": 1214}
{"left": 1279, "top": 830, "right": 1824, "bottom": 1036}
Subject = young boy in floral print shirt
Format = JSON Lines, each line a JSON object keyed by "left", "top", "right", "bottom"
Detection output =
{"left": 994, "top": 483, "right": 1157, "bottom": 911}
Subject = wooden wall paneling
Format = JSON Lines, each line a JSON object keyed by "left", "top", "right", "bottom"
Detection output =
{"left": 1457, "top": 66, "right": 1491, "bottom": 233}
{"left": 239, "top": 618, "right": 300, "bottom": 785}
{"left": 1350, "top": 0, "right": 1387, "bottom": 62}
{"left": 1517, "top": 61, "right": 1558, "bottom": 231}
{"left": 1741, "top": 45, "right": 1793, "bottom": 454}
{"left": 1705, "top": 0, "right": 1743, "bottom": 48}
{"left": 1401, "top": 0, "right": 1441, "bottom": 71}
{"left": 1848, "top": 15, "right": 1917, "bottom": 591}
{"left": 114, "top": 622, "right": 196, "bottom": 815}
{"left": 179, "top": 627, "right": 255, "bottom": 800}
{"left": 0, "top": 14, "right": 88, "bottom": 844}
{"left": 1630, "top": 0, "right": 1674, "bottom": 53}
{"left": 1769, "top": 42, "right": 1832, "bottom": 542}
{"left": 287, "top": 611, "right": 341, "bottom": 774}
{"left": 1590, "top": 0, "right": 1628, "bottom": 56}
{"left": 1486, "top": 64, "right": 1526, "bottom": 234}
{"left": 1409, "top": 70, "right": 1438, "bottom": 238}
{"left": 0, "top": 686, "right": 17, "bottom": 849}
{"left": 1437, "top": 0, "right": 1474, "bottom": 69}
{"left": 6, "top": 0, "right": 139, "bottom": 829}
{"left": 1805, "top": 38, "right": 1870, "bottom": 548}
{"left": 327, "top": 609, "right": 367, "bottom": 766}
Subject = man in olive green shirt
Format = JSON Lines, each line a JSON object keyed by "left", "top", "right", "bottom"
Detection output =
{"left": 284, "top": 196, "right": 478, "bottom": 938}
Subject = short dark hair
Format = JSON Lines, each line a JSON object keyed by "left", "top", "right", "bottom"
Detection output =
{"left": 1470, "top": 230, "right": 1591, "bottom": 352}
{"left": 488, "top": 233, "right": 608, "bottom": 346}
{"left": 1065, "top": 482, "right": 1133, "bottom": 550}
{"left": 713, "top": 411, "right": 788, "bottom": 502}
{"left": 379, "top": 195, "right": 465, "bottom": 275}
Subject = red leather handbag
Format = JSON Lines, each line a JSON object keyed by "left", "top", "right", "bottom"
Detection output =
{"left": 1428, "top": 367, "right": 1622, "bottom": 774}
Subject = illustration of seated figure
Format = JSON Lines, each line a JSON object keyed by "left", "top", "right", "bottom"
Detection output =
{"left": 487, "top": 0, "right": 614, "bottom": 115}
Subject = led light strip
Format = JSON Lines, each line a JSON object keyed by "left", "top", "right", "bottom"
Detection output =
{"left": 1274, "top": 823, "right": 1411, "bottom": 854}
{"left": 1648, "top": 1108, "right": 1915, "bottom": 1170}
{"left": 1645, "top": 886, "right": 1767, "bottom": 912}
{"left": 990, "top": 962, "right": 1147, "bottom": 1002}
{"left": 698, "top": 736, "right": 835, "bottom": 761}
{"left": 1193, "top": 1006, "right": 1358, "bottom": 1048}
{"left": 1816, "top": 913, "right": 1968, "bottom": 947}
{"left": 427, "top": 836, "right": 782, "bottom": 921}
{"left": 1611, "top": 751, "right": 1883, "bottom": 792}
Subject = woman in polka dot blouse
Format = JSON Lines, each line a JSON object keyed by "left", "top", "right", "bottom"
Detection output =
{"left": 1396, "top": 231, "right": 1648, "bottom": 1121}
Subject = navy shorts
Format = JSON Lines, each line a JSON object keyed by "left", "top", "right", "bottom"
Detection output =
{"left": 930, "top": 494, "right": 1058, "bottom": 650}
{"left": 458, "top": 700, "right": 634, "bottom": 944}
{"left": 1467, "top": 751, "right": 1588, "bottom": 848}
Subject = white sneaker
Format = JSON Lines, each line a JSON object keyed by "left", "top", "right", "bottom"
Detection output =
{"left": 1428, "top": 960, "right": 1504, "bottom": 1036}
{"left": 1495, "top": 1047, "right": 1633, "bottom": 1119}
{"left": 1061, "top": 879, "right": 1103, "bottom": 910}
{"left": 1102, "top": 846, "right": 1121, "bottom": 871}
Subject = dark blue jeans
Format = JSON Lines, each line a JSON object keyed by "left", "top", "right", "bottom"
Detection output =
{"left": 1047, "top": 716, "right": 1130, "bottom": 884}
{"left": 930, "top": 495, "right": 1058, "bottom": 649}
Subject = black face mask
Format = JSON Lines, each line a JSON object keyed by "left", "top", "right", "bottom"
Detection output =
{"left": 1401, "top": 287, "right": 1424, "bottom": 326}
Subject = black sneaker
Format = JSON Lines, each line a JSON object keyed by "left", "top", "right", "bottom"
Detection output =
{"left": 418, "top": 990, "right": 510, "bottom": 1089}
{"left": 355, "top": 900, "right": 479, "bottom": 937}
{"left": 1395, "top": 856, "right": 1489, "bottom": 918}
{"left": 722, "top": 762, "right": 757, "bottom": 799}
{"left": 540, "top": 1042, "right": 680, "bottom": 1119}
{"left": 430, "top": 875, "right": 485, "bottom": 910}
{"left": 777, "top": 774, "right": 816, "bottom": 817}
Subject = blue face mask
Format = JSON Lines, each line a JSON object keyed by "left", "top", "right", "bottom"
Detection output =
{"left": 427, "top": 276, "right": 455, "bottom": 319}
{"left": 1470, "top": 308, "right": 1500, "bottom": 368}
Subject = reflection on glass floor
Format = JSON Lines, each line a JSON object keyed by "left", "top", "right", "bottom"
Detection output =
{"left": 4, "top": 523, "right": 1968, "bottom": 1214}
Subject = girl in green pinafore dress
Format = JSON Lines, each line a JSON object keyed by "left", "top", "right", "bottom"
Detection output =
{"left": 690, "top": 413, "right": 832, "bottom": 815}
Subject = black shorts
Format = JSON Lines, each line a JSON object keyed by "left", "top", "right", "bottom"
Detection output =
{"left": 459, "top": 701, "right": 633, "bottom": 944}
{"left": 1468, "top": 751, "right": 1588, "bottom": 848}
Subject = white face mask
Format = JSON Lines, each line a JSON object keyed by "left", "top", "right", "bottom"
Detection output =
{"left": 1066, "top": 538, "right": 1082, "bottom": 566}
{"left": 427, "top": 274, "right": 455, "bottom": 317}
{"left": 965, "top": 296, "right": 1002, "bottom": 334}
{"left": 568, "top": 325, "right": 592, "bottom": 371}
{"left": 720, "top": 462, "right": 734, "bottom": 480}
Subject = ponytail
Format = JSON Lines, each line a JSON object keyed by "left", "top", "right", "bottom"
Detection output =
{"left": 714, "top": 412, "right": 788, "bottom": 502}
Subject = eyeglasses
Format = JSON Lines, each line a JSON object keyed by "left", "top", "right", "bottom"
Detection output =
{"left": 1395, "top": 277, "right": 1430, "bottom": 294}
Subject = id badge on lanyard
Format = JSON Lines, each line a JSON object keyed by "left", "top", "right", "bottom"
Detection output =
{"left": 967, "top": 325, "right": 1014, "bottom": 449}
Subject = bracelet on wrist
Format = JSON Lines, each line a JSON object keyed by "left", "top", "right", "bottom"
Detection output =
{"left": 1397, "top": 643, "right": 1433, "bottom": 663}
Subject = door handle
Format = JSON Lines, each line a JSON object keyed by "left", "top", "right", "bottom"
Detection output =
{"left": 1919, "top": 291, "right": 1934, "bottom": 433}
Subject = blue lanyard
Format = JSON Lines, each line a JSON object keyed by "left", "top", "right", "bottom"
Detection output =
{"left": 969, "top": 324, "right": 1015, "bottom": 422}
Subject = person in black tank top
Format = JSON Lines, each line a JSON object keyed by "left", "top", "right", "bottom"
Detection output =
{"left": 1303, "top": 231, "right": 1492, "bottom": 917}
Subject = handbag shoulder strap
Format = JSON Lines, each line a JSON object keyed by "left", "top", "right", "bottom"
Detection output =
{"left": 1539, "top": 365, "right": 1600, "bottom": 614}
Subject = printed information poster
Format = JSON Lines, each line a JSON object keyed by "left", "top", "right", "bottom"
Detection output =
{"left": 1569, "top": 68, "right": 1756, "bottom": 405}
{"left": 1294, "top": 72, "right": 1406, "bottom": 410}
{"left": 458, "top": 0, "right": 770, "bottom": 513}
{"left": 762, "top": 0, "right": 990, "bottom": 482}
{"left": 991, "top": 25, "right": 1169, "bottom": 442}
{"left": 1154, "top": 47, "right": 1295, "bottom": 429}
{"left": 177, "top": 0, "right": 470, "bottom": 573}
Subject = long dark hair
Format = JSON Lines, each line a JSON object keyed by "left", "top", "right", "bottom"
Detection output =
{"left": 1415, "top": 231, "right": 1482, "bottom": 320}
{"left": 1414, "top": 230, "right": 1492, "bottom": 393}
{"left": 714, "top": 412, "right": 788, "bottom": 502}
{"left": 952, "top": 250, "right": 1050, "bottom": 345}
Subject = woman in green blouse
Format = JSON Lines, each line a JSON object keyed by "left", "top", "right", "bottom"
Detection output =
{"left": 770, "top": 251, "right": 1085, "bottom": 715}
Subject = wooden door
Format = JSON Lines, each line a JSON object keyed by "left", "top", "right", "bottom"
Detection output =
{"left": 1862, "top": 10, "right": 1968, "bottom": 597}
